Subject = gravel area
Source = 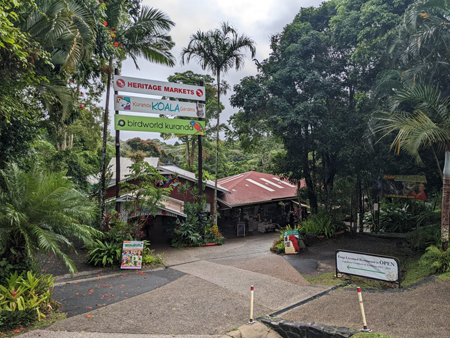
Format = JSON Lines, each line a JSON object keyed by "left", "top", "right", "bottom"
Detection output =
{"left": 280, "top": 279, "right": 450, "bottom": 338}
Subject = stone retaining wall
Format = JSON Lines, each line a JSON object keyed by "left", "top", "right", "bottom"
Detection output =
{"left": 261, "top": 318, "right": 358, "bottom": 338}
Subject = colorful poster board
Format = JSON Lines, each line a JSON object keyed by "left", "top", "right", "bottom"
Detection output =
{"left": 121, "top": 241, "right": 144, "bottom": 270}
{"left": 115, "top": 114, "right": 205, "bottom": 135}
{"left": 380, "top": 175, "right": 427, "bottom": 201}
{"left": 284, "top": 229, "right": 301, "bottom": 254}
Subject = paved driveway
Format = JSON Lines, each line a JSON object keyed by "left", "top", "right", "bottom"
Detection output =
{"left": 44, "top": 232, "right": 331, "bottom": 336}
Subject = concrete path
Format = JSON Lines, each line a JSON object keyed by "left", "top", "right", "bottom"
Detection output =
{"left": 25, "top": 232, "right": 329, "bottom": 337}
{"left": 172, "top": 260, "right": 328, "bottom": 310}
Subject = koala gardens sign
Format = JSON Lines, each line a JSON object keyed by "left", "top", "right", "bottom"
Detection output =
{"left": 114, "top": 95, "right": 204, "bottom": 118}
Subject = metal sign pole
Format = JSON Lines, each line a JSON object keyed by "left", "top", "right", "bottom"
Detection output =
{"left": 115, "top": 68, "right": 120, "bottom": 212}
{"left": 197, "top": 81, "right": 204, "bottom": 196}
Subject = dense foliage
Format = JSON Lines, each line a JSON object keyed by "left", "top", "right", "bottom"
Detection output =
{"left": 0, "top": 271, "right": 55, "bottom": 330}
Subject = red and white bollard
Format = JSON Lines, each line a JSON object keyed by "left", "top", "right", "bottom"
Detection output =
{"left": 248, "top": 285, "right": 255, "bottom": 324}
{"left": 357, "top": 287, "right": 371, "bottom": 332}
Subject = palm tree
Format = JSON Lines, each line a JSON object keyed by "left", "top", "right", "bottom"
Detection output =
{"left": 18, "top": 0, "right": 97, "bottom": 150}
{"left": 22, "top": 0, "right": 96, "bottom": 73}
{"left": 0, "top": 163, "right": 100, "bottom": 274}
{"left": 390, "top": 0, "right": 450, "bottom": 91}
{"left": 375, "top": 85, "right": 450, "bottom": 249}
{"left": 99, "top": 2, "right": 176, "bottom": 225}
{"left": 180, "top": 22, "right": 256, "bottom": 223}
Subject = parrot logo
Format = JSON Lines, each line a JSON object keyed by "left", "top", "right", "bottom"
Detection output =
{"left": 190, "top": 120, "right": 203, "bottom": 134}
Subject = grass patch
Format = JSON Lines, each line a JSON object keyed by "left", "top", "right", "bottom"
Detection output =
{"left": 0, "top": 311, "right": 66, "bottom": 337}
{"left": 304, "top": 272, "right": 343, "bottom": 286}
{"left": 437, "top": 272, "right": 450, "bottom": 281}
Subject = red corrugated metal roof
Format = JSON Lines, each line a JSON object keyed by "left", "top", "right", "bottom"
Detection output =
{"left": 218, "top": 171, "right": 305, "bottom": 207}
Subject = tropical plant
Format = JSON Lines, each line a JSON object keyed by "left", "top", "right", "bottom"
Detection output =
{"left": 407, "top": 225, "right": 441, "bottom": 251}
{"left": 418, "top": 245, "right": 450, "bottom": 274}
{"left": 141, "top": 248, "right": 164, "bottom": 266}
{"left": 204, "top": 224, "right": 225, "bottom": 245}
{"left": 181, "top": 22, "right": 256, "bottom": 223}
{"left": 0, "top": 163, "right": 99, "bottom": 274}
{"left": 391, "top": 0, "right": 450, "bottom": 91}
{"left": 0, "top": 271, "right": 54, "bottom": 323}
{"left": 119, "top": 160, "right": 172, "bottom": 236}
{"left": 374, "top": 85, "right": 450, "bottom": 248}
{"left": 86, "top": 239, "right": 122, "bottom": 267}
{"left": 99, "top": 3, "right": 175, "bottom": 225}
{"left": 299, "top": 213, "right": 336, "bottom": 238}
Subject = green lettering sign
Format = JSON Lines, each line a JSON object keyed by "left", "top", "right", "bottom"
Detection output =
{"left": 115, "top": 114, "right": 205, "bottom": 135}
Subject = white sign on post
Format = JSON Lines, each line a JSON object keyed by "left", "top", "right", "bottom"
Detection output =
{"left": 114, "top": 95, "right": 205, "bottom": 118}
{"left": 336, "top": 250, "right": 400, "bottom": 283}
{"left": 114, "top": 75, "right": 206, "bottom": 101}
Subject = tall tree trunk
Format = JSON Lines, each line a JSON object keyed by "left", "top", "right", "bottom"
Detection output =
{"left": 186, "top": 138, "right": 190, "bottom": 166}
{"left": 441, "top": 146, "right": 450, "bottom": 250}
{"left": 100, "top": 59, "right": 113, "bottom": 226}
{"left": 69, "top": 134, "right": 73, "bottom": 149}
{"left": 214, "top": 73, "right": 221, "bottom": 225}
{"left": 301, "top": 136, "right": 318, "bottom": 213}
{"left": 190, "top": 138, "right": 195, "bottom": 167}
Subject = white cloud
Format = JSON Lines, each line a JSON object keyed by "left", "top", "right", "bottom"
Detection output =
{"left": 110, "top": 0, "right": 323, "bottom": 142}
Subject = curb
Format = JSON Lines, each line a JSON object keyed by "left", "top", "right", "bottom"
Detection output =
{"left": 54, "top": 266, "right": 166, "bottom": 286}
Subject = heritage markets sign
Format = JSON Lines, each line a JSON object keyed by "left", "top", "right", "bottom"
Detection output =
{"left": 336, "top": 250, "right": 401, "bottom": 286}
{"left": 114, "top": 95, "right": 205, "bottom": 118}
{"left": 114, "top": 75, "right": 206, "bottom": 101}
{"left": 115, "top": 114, "right": 205, "bottom": 135}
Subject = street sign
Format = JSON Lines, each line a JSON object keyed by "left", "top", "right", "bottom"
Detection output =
{"left": 114, "top": 75, "right": 206, "bottom": 101}
{"left": 336, "top": 250, "right": 400, "bottom": 285}
{"left": 114, "top": 95, "right": 205, "bottom": 118}
{"left": 115, "top": 114, "right": 205, "bottom": 135}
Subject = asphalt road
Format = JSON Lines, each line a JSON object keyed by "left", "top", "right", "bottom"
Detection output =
{"left": 53, "top": 268, "right": 185, "bottom": 317}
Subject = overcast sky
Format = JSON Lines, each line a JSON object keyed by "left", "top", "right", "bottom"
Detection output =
{"left": 113, "top": 0, "right": 324, "bottom": 142}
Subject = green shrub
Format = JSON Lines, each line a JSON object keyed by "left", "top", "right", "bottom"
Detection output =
{"left": 86, "top": 240, "right": 122, "bottom": 267}
{"left": 142, "top": 249, "right": 164, "bottom": 266}
{"left": 170, "top": 202, "right": 207, "bottom": 247}
{"left": 0, "top": 257, "right": 35, "bottom": 287}
{"left": 299, "top": 213, "right": 335, "bottom": 238}
{"left": 0, "top": 308, "right": 37, "bottom": 331}
{"left": 204, "top": 224, "right": 225, "bottom": 245}
{"left": 377, "top": 200, "right": 440, "bottom": 233}
{"left": 418, "top": 245, "right": 450, "bottom": 275}
{"left": 407, "top": 226, "right": 441, "bottom": 252}
{"left": 270, "top": 238, "right": 285, "bottom": 254}
{"left": 0, "top": 271, "right": 54, "bottom": 329}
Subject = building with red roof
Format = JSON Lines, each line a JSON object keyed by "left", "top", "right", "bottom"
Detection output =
{"left": 217, "top": 170, "right": 307, "bottom": 233}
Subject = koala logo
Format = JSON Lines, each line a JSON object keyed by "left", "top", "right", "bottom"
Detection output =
{"left": 116, "top": 96, "right": 131, "bottom": 110}
{"left": 118, "top": 118, "right": 126, "bottom": 127}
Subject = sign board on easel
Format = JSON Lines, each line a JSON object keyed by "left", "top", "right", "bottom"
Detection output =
{"left": 336, "top": 250, "right": 401, "bottom": 287}
{"left": 284, "top": 229, "right": 301, "bottom": 254}
{"left": 237, "top": 222, "right": 245, "bottom": 237}
{"left": 121, "top": 241, "right": 144, "bottom": 270}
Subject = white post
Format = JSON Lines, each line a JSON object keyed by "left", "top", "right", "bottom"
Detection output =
{"left": 357, "top": 286, "right": 371, "bottom": 332}
{"left": 248, "top": 285, "right": 255, "bottom": 324}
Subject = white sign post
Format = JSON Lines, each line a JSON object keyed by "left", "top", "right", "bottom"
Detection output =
{"left": 114, "top": 75, "right": 206, "bottom": 101}
{"left": 336, "top": 250, "right": 400, "bottom": 286}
